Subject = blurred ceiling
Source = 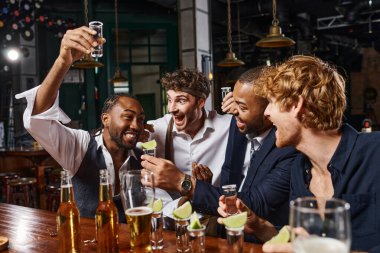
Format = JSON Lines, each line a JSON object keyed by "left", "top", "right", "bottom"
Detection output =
{"left": 40, "top": 0, "right": 380, "bottom": 69}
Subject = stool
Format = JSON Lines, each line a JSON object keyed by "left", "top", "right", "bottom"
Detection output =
{"left": 6, "top": 177, "right": 38, "bottom": 207}
{"left": 46, "top": 184, "right": 60, "bottom": 212}
{"left": 0, "top": 173, "right": 20, "bottom": 202}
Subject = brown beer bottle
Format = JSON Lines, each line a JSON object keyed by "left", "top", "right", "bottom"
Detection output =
{"left": 57, "top": 170, "right": 81, "bottom": 253}
{"left": 95, "top": 169, "right": 120, "bottom": 253}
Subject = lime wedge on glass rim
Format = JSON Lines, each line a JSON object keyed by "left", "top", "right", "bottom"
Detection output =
{"left": 152, "top": 198, "right": 163, "bottom": 213}
{"left": 267, "top": 226, "right": 290, "bottom": 244}
{"left": 222, "top": 211, "right": 247, "bottom": 228}
{"left": 141, "top": 140, "right": 157, "bottom": 150}
{"left": 173, "top": 201, "right": 192, "bottom": 219}
{"left": 189, "top": 212, "right": 202, "bottom": 229}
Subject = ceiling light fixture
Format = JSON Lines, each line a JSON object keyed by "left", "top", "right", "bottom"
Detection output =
{"left": 255, "top": 0, "right": 295, "bottom": 48}
{"left": 110, "top": 0, "right": 128, "bottom": 85}
{"left": 217, "top": 0, "right": 245, "bottom": 67}
{"left": 72, "top": 0, "right": 104, "bottom": 69}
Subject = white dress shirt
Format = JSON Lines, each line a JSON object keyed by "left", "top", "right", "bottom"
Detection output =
{"left": 147, "top": 111, "right": 232, "bottom": 204}
{"left": 15, "top": 85, "right": 136, "bottom": 194}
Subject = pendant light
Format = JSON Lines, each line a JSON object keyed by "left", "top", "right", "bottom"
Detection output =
{"left": 255, "top": 0, "right": 295, "bottom": 48}
{"left": 72, "top": 0, "right": 104, "bottom": 69}
{"left": 217, "top": 0, "right": 245, "bottom": 67}
{"left": 110, "top": 0, "right": 128, "bottom": 85}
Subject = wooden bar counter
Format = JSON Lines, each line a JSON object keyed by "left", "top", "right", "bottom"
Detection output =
{"left": 0, "top": 203, "right": 263, "bottom": 253}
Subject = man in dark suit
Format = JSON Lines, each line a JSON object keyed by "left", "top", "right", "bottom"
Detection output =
{"left": 141, "top": 67, "right": 296, "bottom": 230}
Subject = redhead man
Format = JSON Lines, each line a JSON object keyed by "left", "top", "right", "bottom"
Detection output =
{"left": 218, "top": 55, "right": 380, "bottom": 252}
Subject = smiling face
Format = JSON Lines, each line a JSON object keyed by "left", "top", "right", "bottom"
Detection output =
{"left": 102, "top": 97, "right": 145, "bottom": 150}
{"left": 233, "top": 81, "right": 272, "bottom": 135}
{"left": 264, "top": 97, "right": 302, "bottom": 148}
{"left": 166, "top": 90, "right": 205, "bottom": 136}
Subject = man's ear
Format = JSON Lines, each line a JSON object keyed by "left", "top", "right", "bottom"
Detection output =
{"left": 293, "top": 96, "right": 305, "bottom": 118}
{"left": 101, "top": 113, "right": 110, "bottom": 127}
{"left": 197, "top": 97, "right": 206, "bottom": 108}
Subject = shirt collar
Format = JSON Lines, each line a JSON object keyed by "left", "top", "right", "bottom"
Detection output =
{"left": 94, "top": 130, "right": 137, "bottom": 160}
{"left": 245, "top": 128, "right": 271, "bottom": 146}
{"left": 328, "top": 124, "right": 358, "bottom": 174}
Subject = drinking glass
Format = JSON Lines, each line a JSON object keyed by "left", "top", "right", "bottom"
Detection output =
{"left": 89, "top": 21, "right": 103, "bottom": 58}
{"left": 187, "top": 225, "right": 206, "bottom": 253}
{"left": 222, "top": 184, "right": 238, "bottom": 215}
{"left": 221, "top": 87, "right": 231, "bottom": 99}
{"left": 121, "top": 170, "right": 155, "bottom": 253}
{"left": 225, "top": 226, "right": 244, "bottom": 253}
{"left": 174, "top": 217, "right": 190, "bottom": 253}
{"left": 151, "top": 211, "right": 164, "bottom": 250}
{"left": 289, "top": 197, "right": 351, "bottom": 253}
{"left": 143, "top": 147, "right": 156, "bottom": 157}
{"left": 142, "top": 147, "right": 164, "bottom": 250}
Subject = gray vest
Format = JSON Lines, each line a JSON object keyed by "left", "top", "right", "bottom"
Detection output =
{"left": 72, "top": 136, "right": 142, "bottom": 223}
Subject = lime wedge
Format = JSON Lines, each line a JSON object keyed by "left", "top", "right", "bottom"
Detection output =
{"left": 152, "top": 198, "right": 163, "bottom": 213}
{"left": 222, "top": 212, "right": 247, "bottom": 228}
{"left": 173, "top": 201, "right": 192, "bottom": 219}
{"left": 189, "top": 212, "right": 202, "bottom": 229}
{"left": 141, "top": 140, "right": 157, "bottom": 150}
{"left": 267, "top": 226, "right": 290, "bottom": 244}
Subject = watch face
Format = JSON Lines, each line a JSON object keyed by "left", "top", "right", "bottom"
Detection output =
{"left": 182, "top": 179, "right": 192, "bottom": 191}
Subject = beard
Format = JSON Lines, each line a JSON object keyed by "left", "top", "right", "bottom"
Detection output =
{"left": 109, "top": 132, "right": 138, "bottom": 150}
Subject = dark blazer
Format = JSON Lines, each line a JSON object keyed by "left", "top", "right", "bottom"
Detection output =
{"left": 192, "top": 117, "right": 297, "bottom": 227}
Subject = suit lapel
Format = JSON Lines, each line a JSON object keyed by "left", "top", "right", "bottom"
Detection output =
{"left": 242, "top": 128, "right": 276, "bottom": 190}
{"left": 228, "top": 124, "right": 247, "bottom": 188}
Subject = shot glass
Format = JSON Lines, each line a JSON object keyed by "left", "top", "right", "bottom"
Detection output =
{"left": 226, "top": 226, "right": 244, "bottom": 253}
{"left": 221, "top": 87, "right": 232, "bottom": 99}
{"left": 187, "top": 225, "right": 206, "bottom": 253}
{"left": 222, "top": 184, "right": 238, "bottom": 215}
{"left": 174, "top": 217, "right": 190, "bottom": 253}
{"left": 143, "top": 147, "right": 156, "bottom": 157}
{"left": 151, "top": 211, "right": 164, "bottom": 250}
{"left": 89, "top": 21, "right": 103, "bottom": 58}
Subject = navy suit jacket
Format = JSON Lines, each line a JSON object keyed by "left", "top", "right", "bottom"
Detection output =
{"left": 192, "top": 117, "right": 297, "bottom": 227}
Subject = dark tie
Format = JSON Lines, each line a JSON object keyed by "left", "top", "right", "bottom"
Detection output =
{"left": 250, "top": 139, "right": 261, "bottom": 162}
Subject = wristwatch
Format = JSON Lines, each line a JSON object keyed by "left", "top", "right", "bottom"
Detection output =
{"left": 180, "top": 174, "right": 192, "bottom": 196}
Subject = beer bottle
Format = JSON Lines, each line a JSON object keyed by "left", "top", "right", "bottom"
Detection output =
{"left": 95, "top": 169, "right": 120, "bottom": 253}
{"left": 57, "top": 170, "right": 81, "bottom": 253}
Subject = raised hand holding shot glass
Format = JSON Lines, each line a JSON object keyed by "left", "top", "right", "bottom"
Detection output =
{"left": 120, "top": 170, "right": 155, "bottom": 253}
{"left": 222, "top": 184, "right": 238, "bottom": 215}
{"left": 89, "top": 21, "right": 103, "bottom": 58}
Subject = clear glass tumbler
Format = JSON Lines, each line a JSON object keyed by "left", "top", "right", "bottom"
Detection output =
{"left": 187, "top": 225, "right": 206, "bottom": 253}
{"left": 289, "top": 197, "right": 351, "bottom": 253}
{"left": 151, "top": 211, "right": 164, "bottom": 250}
{"left": 174, "top": 217, "right": 190, "bottom": 253}
{"left": 226, "top": 226, "right": 244, "bottom": 253}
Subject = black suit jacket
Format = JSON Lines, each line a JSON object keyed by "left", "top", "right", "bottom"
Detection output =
{"left": 192, "top": 117, "right": 297, "bottom": 227}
